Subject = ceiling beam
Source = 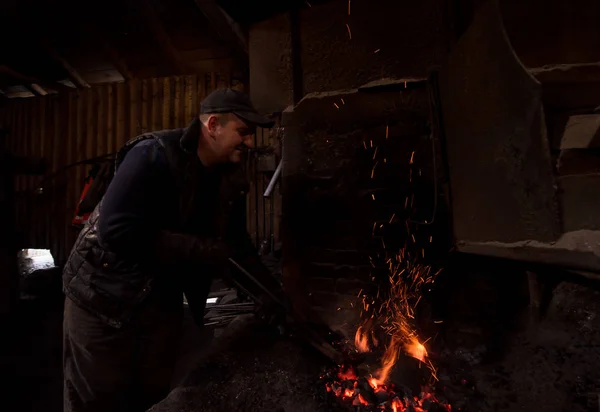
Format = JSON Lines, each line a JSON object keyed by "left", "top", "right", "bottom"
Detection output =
{"left": 134, "top": 0, "right": 189, "bottom": 75}
{"left": 100, "top": 42, "right": 133, "bottom": 81}
{"left": 41, "top": 43, "right": 91, "bottom": 89}
{"left": 0, "top": 65, "right": 73, "bottom": 93}
{"left": 29, "top": 84, "right": 48, "bottom": 96}
{"left": 193, "top": 0, "right": 248, "bottom": 58}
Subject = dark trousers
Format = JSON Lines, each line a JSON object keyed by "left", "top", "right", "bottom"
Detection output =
{"left": 63, "top": 296, "right": 182, "bottom": 412}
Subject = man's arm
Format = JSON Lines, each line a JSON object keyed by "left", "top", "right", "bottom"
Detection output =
{"left": 224, "top": 196, "right": 285, "bottom": 301}
{"left": 98, "top": 140, "right": 228, "bottom": 265}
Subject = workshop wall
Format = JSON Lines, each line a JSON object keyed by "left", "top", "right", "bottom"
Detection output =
{"left": 0, "top": 73, "right": 247, "bottom": 265}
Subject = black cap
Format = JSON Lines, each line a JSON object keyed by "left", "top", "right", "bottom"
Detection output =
{"left": 200, "top": 88, "right": 275, "bottom": 128}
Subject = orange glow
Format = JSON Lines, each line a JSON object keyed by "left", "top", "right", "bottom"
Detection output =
{"left": 337, "top": 367, "right": 357, "bottom": 381}
{"left": 357, "top": 394, "right": 369, "bottom": 406}
{"left": 343, "top": 388, "right": 354, "bottom": 398}
{"left": 354, "top": 326, "right": 370, "bottom": 353}
{"left": 405, "top": 337, "right": 428, "bottom": 362}
{"left": 391, "top": 398, "right": 406, "bottom": 412}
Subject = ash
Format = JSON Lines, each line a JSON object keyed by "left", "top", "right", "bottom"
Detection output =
{"left": 149, "top": 315, "right": 346, "bottom": 412}
{"left": 433, "top": 275, "right": 600, "bottom": 412}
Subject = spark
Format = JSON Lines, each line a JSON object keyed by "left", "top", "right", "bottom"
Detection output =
{"left": 333, "top": 103, "right": 340, "bottom": 109}
{"left": 409, "top": 151, "right": 415, "bottom": 164}
{"left": 371, "top": 161, "right": 378, "bottom": 178}
{"left": 389, "top": 213, "right": 395, "bottom": 224}
{"left": 346, "top": 23, "right": 352, "bottom": 39}
{"left": 348, "top": 0, "right": 351, "bottom": 15}
{"left": 341, "top": 98, "right": 345, "bottom": 105}
{"left": 374, "top": 48, "right": 381, "bottom": 53}
{"left": 371, "top": 194, "right": 375, "bottom": 200}
{"left": 373, "top": 146, "right": 378, "bottom": 159}
{"left": 384, "top": 158, "right": 387, "bottom": 163}
{"left": 363, "top": 141, "right": 367, "bottom": 149}
{"left": 404, "top": 81, "right": 407, "bottom": 88}
{"left": 305, "top": 1, "right": 311, "bottom": 6}
{"left": 370, "top": 140, "right": 373, "bottom": 147}
{"left": 386, "top": 124, "right": 389, "bottom": 139}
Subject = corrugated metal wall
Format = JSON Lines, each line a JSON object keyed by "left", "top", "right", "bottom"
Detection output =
{"left": 0, "top": 72, "right": 262, "bottom": 265}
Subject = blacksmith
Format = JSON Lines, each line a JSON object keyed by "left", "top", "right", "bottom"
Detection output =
{"left": 62, "top": 89, "right": 276, "bottom": 412}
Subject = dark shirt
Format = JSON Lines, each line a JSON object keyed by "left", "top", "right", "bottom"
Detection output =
{"left": 98, "top": 139, "right": 221, "bottom": 257}
{"left": 97, "top": 139, "right": 221, "bottom": 306}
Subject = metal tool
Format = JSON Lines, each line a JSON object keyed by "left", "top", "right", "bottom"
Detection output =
{"left": 227, "top": 257, "right": 344, "bottom": 364}
{"left": 263, "top": 159, "right": 283, "bottom": 197}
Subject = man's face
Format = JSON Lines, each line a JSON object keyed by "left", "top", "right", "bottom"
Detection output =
{"left": 206, "top": 114, "right": 255, "bottom": 163}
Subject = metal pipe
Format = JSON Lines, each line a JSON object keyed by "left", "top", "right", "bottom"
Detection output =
{"left": 263, "top": 159, "right": 283, "bottom": 197}
{"left": 228, "top": 258, "right": 285, "bottom": 307}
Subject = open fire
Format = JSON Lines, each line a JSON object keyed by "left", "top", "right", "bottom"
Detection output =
{"left": 320, "top": 120, "right": 450, "bottom": 410}
{"left": 320, "top": 245, "right": 450, "bottom": 411}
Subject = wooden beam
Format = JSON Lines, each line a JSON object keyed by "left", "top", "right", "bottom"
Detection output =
{"left": 42, "top": 44, "right": 91, "bottom": 88}
{"left": 29, "top": 84, "right": 48, "bottom": 96}
{"left": 194, "top": 0, "right": 248, "bottom": 58}
{"left": 100, "top": 42, "right": 133, "bottom": 81}
{"left": 0, "top": 65, "right": 73, "bottom": 93}
{"left": 134, "top": 0, "right": 189, "bottom": 75}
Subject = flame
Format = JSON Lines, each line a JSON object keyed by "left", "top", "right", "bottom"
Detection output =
{"left": 391, "top": 398, "right": 406, "bottom": 412}
{"left": 357, "top": 393, "right": 369, "bottom": 406}
{"left": 354, "top": 326, "right": 370, "bottom": 353}
{"left": 405, "top": 337, "right": 428, "bottom": 363}
{"left": 337, "top": 366, "right": 357, "bottom": 381}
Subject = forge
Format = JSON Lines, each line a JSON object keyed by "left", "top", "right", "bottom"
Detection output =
{"left": 3, "top": 1, "right": 600, "bottom": 412}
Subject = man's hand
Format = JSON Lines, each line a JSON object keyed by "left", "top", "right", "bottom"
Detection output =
{"left": 254, "top": 295, "right": 288, "bottom": 334}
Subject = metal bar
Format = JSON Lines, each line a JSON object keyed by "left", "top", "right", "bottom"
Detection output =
{"left": 228, "top": 258, "right": 285, "bottom": 306}
{"left": 263, "top": 159, "right": 283, "bottom": 197}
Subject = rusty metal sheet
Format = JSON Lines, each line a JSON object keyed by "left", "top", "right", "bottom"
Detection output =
{"left": 440, "top": 0, "right": 561, "bottom": 245}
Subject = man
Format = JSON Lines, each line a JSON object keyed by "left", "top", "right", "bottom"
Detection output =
{"left": 62, "top": 89, "right": 278, "bottom": 412}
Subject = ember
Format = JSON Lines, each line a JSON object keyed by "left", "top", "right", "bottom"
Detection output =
{"left": 322, "top": 79, "right": 450, "bottom": 410}
{"left": 321, "top": 364, "right": 450, "bottom": 411}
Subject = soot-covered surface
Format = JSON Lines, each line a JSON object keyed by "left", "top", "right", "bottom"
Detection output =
{"left": 150, "top": 315, "right": 345, "bottom": 412}
{"left": 435, "top": 279, "right": 600, "bottom": 412}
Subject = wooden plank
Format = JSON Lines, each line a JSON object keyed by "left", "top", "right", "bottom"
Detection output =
{"left": 130, "top": 80, "right": 140, "bottom": 137}
{"left": 198, "top": 72, "right": 206, "bottom": 102}
{"left": 141, "top": 79, "right": 149, "bottom": 134}
{"left": 76, "top": 90, "right": 86, "bottom": 207}
{"left": 185, "top": 75, "right": 193, "bottom": 123}
{"left": 116, "top": 82, "right": 128, "bottom": 150}
{"left": 51, "top": 96, "right": 61, "bottom": 260}
{"left": 44, "top": 46, "right": 91, "bottom": 89}
{"left": 152, "top": 78, "right": 162, "bottom": 131}
{"left": 22, "top": 100, "right": 31, "bottom": 244}
{"left": 65, "top": 92, "right": 78, "bottom": 260}
{"left": 101, "top": 42, "right": 133, "bottom": 81}
{"left": 107, "top": 84, "right": 116, "bottom": 155}
{"left": 0, "top": 64, "right": 73, "bottom": 94}
{"left": 174, "top": 76, "right": 182, "bottom": 127}
{"left": 191, "top": 74, "right": 199, "bottom": 118}
{"left": 43, "top": 98, "right": 53, "bottom": 248}
{"left": 177, "top": 76, "right": 186, "bottom": 127}
{"left": 211, "top": 72, "right": 217, "bottom": 91}
{"left": 31, "top": 98, "right": 40, "bottom": 246}
{"left": 163, "top": 77, "right": 173, "bottom": 129}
